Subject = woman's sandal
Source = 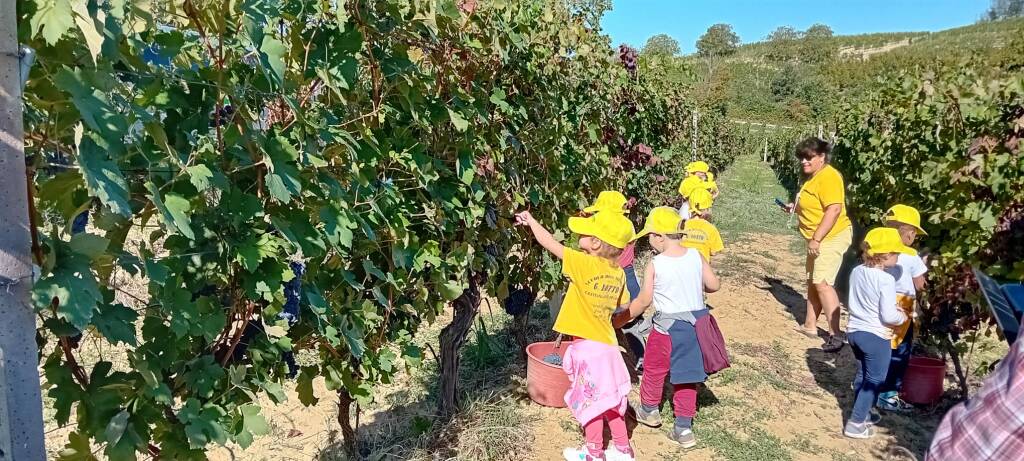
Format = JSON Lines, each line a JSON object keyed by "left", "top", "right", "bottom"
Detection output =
{"left": 794, "top": 326, "right": 819, "bottom": 338}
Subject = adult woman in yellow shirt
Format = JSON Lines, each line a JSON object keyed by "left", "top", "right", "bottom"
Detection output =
{"left": 782, "top": 138, "right": 853, "bottom": 353}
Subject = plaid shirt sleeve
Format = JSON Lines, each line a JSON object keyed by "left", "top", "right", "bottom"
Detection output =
{"left": 925, "top": 339, "right": 1024, "bottom": 460}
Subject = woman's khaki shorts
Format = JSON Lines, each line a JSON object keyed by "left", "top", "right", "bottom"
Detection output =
{"left": 806, "top": 226, "right": 853, "bottom": 286}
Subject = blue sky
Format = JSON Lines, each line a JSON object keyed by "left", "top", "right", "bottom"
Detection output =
{"left": 602, "top": 0, "right": 992, "bottom": 53}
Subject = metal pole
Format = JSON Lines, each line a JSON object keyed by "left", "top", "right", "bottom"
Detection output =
{"left": 690, "top": 111, "right": 698, "bottom": 161}
{"left": 0, "top": 0, "right": 47, "bottom": 457}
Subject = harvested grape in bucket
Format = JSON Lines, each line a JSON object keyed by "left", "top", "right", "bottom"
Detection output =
{"left": 543, "top": 334, "right": 564, "bottom": 366}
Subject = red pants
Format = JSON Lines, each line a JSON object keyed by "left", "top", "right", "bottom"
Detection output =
{"left": 583, "top": 409, "right": 632, "bottom": 457}
{"left": 639, "top": 330, "right": 698, "bottom": 417}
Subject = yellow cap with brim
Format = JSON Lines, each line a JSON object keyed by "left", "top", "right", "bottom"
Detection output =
{"left": 584, "top": 190, "right": 627, "bottom": 214}
{"left": 863, "top": 227, "right": 917, "bottom": 256}
{"left": 568, "top": 211, "right": 635, "bottom": 249}
{"left": 685, "top": 161, "right": 710, "bottom": 174}
{"left": 633, "top": 207, "right": 683, "bottom": 240}
{"left": 678, "top": 175, "right": 703, "bottom": 197}
{"left": 689, "top": 188, "right": 714, "bottom": 212}
{"left": 885, "top": 204, "right": 928, "bottom": 235}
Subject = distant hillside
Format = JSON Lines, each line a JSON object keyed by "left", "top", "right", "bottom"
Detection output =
{"left": 723, "top": 17, "right": 1024, "bottom": 63}
{"left": 677, "top": 17, "right": 1024, "bottom": 125}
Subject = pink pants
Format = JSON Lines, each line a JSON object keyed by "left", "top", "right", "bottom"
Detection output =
{"left": 583, "top": 409, "right": 632, "bottom": 458}
{"left": 640, "top": 330, "right": 698, "bottom": 417}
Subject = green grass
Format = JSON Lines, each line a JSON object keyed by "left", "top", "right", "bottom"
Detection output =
{"left": 712, "top": 154, "right": 799, "bottom": 241}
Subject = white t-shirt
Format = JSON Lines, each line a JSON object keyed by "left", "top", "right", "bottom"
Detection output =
{"left": 651, "top": 249, "right": 705, "bottom": 316}
{"left": 847, "top": 265, "right": 908, "bottom": 340}
{"left": 884, "top": 253, "right": 927, "bottom": 298}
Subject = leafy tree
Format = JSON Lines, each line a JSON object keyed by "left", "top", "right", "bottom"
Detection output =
{"left": 765, "top": 26, "right": 801, "bottom": 62}
{"left": 643, "top": 33, "right": 681, "bottom": 56}
{"left": 804, "top": 23, "right": 834, "bottom": 40}
{"left": 801, "top": 23, "right": 837, "bottom": 63}
{"left": 985, "top": 0, "right": 1024, "bottom": 19}
{"left": 696, "top": 23, "right": 740, "bottom": 58}
{"left": 567, "top": 0, "right": 613, "bottom": 29}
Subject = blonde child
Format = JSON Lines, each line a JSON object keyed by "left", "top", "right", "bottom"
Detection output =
{"left": 613, "top": 207, "right": 720, "bottom": 448}
{"left": 516, "top": 209, "right": 637, "bottom": 461}
{"left": 877, "top": 205, "right": 929, "bottom": 412}
{"left": 677, "top": 161, "right": 709, "bottom": 218}
{"left": 584, "top": 191, "right": 650, "bottom": 370}
{"left": 681, "top": 188, "right": 724, "bottom": 262}
{"left": 844, "top": 227, "right": 913, "bottom": 439}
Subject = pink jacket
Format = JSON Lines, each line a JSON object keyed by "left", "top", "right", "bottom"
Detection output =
{"left": 562, "top": 339, "right": 632, "bottom": 424}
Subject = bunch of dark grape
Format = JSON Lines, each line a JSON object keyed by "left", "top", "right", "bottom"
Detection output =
{"left": 71, "top": 210, "right": 89, "bottom": 235}
{"left": 983, "top": 202, "right": 1024, "bottom": 267}
{"left": 618, "top": 44, "right": 637, "bottom": 77}
{"left": 281, "top": 261, "right": 304, "bottom": 326}
{"left": 614, "top": 143, "right": 658, "bottom": 172}
{"left": 542, "top": 353, "right": 562, "bottom": 366}
{"left": 503, "top": 287, "right": 536, "bottom": 316}
{"left": 209, "top": 104, "right": 235, "bottom": 127}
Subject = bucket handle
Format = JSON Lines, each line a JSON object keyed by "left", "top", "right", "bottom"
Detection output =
{"left": 553, "top": 333, "right": 564, "bottom": 350}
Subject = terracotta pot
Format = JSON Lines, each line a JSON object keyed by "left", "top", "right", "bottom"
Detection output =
{"left": 525, "top": 341, "right": 571, "bottom": 407}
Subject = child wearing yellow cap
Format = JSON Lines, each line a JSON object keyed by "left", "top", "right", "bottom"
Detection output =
{"left": 584, "top": 191, "right": 649, "bottom": 372}
{"left": 613, "top": 207, "right": 721, "bottom": 449}
{"left": 877, "top": 205, "right": 929, "bottom": 413}
{"left": 704, "top": 171, "right": 719, "bottom": 200}
{"left": 515, "top": 209, "right": 637, "bottom": 461}
{"left": 843, "top": 227, "right": 913, "bottom": 439}
{"left": 677, "top": 161, "right": 711, "bottom": 218}
{"left": 681, "top": 188, "right": 724, "bottom": 262}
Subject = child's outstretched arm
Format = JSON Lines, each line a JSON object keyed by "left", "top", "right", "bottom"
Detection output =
{"left": 701, "top": 256, "right": 720, "bottom": 293}
{"left": 515, "top": 211, "right": 564, "bottom": 260}
{"left": 613, "top": 263, "right": 655, "bottom": 328}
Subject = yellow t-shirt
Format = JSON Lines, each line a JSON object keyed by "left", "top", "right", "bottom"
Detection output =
{"left": 796, "top": 165, "right": 852, "bottom": 240}
{"left": 681, "top": 217, "right": 724, "bottom": 261}
{"left": 553, "top": 248, "right": 626, "bottom": 345}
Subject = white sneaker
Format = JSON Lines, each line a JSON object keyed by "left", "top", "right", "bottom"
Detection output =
{"left": 606, "top": 446, "right": 636, "bottom": 461}
{"left": 563, "top": 446, "right": 602, "bottom": 461}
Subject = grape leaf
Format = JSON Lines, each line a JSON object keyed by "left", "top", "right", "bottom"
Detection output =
{"left": 104, "top": 410, "right": 130, "bottom": 446}
{"left": 30, "top": 0, "right": 75, "bottom": 45}
{"left": 55, "top": 70, "right": 129, "bottom": 150}
{"left": 33, "top": 252, "right": 101, "bottom": 329}
{"left": 234, "top": 405, "right": 270, "bottom": 449}
{"left": 93, "top": 304, "right": 138, "bottom": 346}
{"left": 57, "top": 431, "right": 99, "bottom": 461}
{"left": 187, "top": 164, "right": 215, "bottom": 191}
{"left": 321, "top": 206, "right": 355, "bottom": 249}
{"left": 448, "top": 108, "right": 469, "bottom": 132}
{"left": 69, "top": 233, "right": 110, "bottom": 260}
{"left": 178, "top": 398, "right": 228, "bottom": 449}
{"left": 297, "top": 371, "right": 319, "bottom": 406}
{"left": 71, "top": 0, "right": 104, "bottom": 63}
{"left": 78, "top": 137, "right": 132, "bottom": 217}
{"left": 146, "top": 183, "right": 195, "bottom": 240}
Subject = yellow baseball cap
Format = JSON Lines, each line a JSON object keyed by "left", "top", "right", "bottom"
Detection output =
{"left": 583, "top": 191, "right": 627, "bottom": 214}
{"left": 885, "top": 204, "right": 927, "bottom": 235}
{"left": 689, "top": 188, "right": 714, "bottom": 212}
{"left": 685, "top": 161, "right": 710, "bottom": 174}
{"left": 633, "top": 207, "right": 683, "bottom": 240}
{"left": 863, "top": 227, "right": 917, "bottom": 256}
{"left": 568, "top": 211, "right": 635, "bottom": 249}
{"left": 678, "top": 175, "right": 703, "bottom": 197}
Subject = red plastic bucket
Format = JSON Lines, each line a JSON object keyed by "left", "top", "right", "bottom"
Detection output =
{"left": 901, "top": 356, "right": 947, "bottom": 405}
{"left": 525, "top": 341, "right": 571, "bottom": 407}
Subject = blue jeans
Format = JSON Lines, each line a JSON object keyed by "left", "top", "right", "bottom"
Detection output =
{"left": 849, "top": 331, "right": 892, "bottom": 424}
{"left": 880, "top": 322, "right": 913, "bottom": 395}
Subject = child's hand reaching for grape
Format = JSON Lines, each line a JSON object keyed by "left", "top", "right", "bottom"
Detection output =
{"left": 515, "top": 210, "right": 535, "bottom": 226}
